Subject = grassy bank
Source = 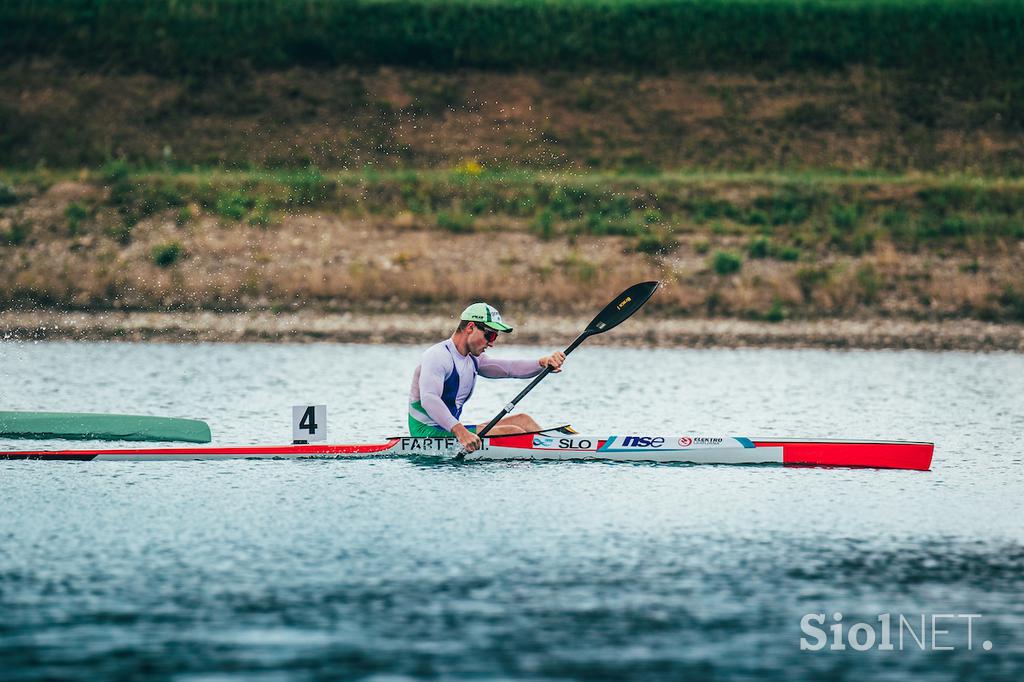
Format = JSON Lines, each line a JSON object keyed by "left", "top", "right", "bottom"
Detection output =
{"left": 3, "top": 0, "right": 1023, "bottom": 78}
{"left": 2, "top": 167, "right": 1022, "bottom": 322}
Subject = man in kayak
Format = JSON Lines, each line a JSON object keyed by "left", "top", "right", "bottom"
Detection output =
{"left": 409, "top": 302, "right": 566, "bottom": 453}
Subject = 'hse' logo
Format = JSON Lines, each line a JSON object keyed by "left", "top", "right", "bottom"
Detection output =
{"left": 621, "top": 436, "right": 665, "bottom": 448}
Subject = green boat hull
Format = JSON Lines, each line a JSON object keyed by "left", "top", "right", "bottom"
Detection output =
{"left": 0, "top": 411, "right": 211, "bottom": 443}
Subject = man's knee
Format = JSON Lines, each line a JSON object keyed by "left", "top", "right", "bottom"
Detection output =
{"left": 509, "top": 414, "right": 540, "bottom": 429}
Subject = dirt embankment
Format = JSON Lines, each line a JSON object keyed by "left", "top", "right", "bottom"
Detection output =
{"left": 2, "top": 61, "right": 1022, "bottom": 174}
{"left": 2, "top": 176, "right": 1023, "bottom": 333}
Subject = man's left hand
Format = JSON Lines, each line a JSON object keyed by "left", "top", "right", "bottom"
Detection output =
{"left": 539, "top": 351, "right": 566, "bottom": 373}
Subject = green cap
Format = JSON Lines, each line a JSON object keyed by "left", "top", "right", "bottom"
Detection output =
{"left": 460, "top": 302, "right": 513, "bottom": 333}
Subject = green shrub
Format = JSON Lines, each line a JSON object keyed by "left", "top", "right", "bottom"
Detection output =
{"left": 436, "top": 211, "right": 475, "bottom": 233}
{"left": 215, "top": 191, "right": 252, "bottom": 221}
{"left": 151, "top": 241, "right": 183, "bottom": 267}
{"left": 247, "top": 198, "right": 272, "bottom": 227}
{"left": 0, "top": 182, "right": 17, "bottom": 205}
{"left": 765, "top": 299, "right": 786, "bottom": 323}
{"left": 286, "top": 167, "right": 334, "bottom": 206}
{"left": 830, "top": 203, "right": 861, "bottom": 231}
{"left": 796, "top": 266, "right": 830, "bottom": 300}
{"left": 632, "top": 231, "right": 678, "bottom": 255}
{"left": 532, "top": 209, "right": 555, "bottom": 241}
{"left": 1000, "top": 285, "right": 1024, "bottom": 322}
{"left": 777, "top": 245, "right": 802, "bottom": 261}
{"left": 65, "top": 202, "right": 89, "bottom": 236}
{"left": 742, "top": 209, "right": 769, "bottom": 226}
{"left": 855, "top": 264, "right": 882, "bottom": 303}
{"left": 711, "top": 250, "right": 742, "bottom": 275}
{"left": 105, "top": 220, "right": 134, "bottom": 245}
{"left": 100, "top": 160, "right": 130, "bottom": 183}
{"left": 747, "top": 236, "right": 771, "bottom": 259}
{"left": 693, "top": 239, "right": 711, "bottom": 255}
{"left": 1, "top": 221, "right": 30, "bottom": 245}
{"left": 175, "top": 205, "right": 193, "bottom": 226}
{"left": 643, "top": 209, "right": 663, "bottom": 225}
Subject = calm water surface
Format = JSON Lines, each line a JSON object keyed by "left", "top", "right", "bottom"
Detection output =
{"left": 1, "top": 341, "right": 1022, "bottom": 680}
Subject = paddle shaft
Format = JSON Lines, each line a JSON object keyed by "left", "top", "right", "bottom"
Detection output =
{"left": 469, "top": 280, "right": 659, "bottom": 444}
{"left": 476, "top": 332, "right": 590, "bottom": 438}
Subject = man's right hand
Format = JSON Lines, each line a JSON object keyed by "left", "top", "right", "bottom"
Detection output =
{"left": 452, "top": 423, "right": 482, "bottom": 452}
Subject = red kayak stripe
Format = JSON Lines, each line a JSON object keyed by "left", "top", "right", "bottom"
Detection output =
{"left": 0, "top": 440, "right": 401, "bottom": 459}
{"left": 757, "top": 441, "right": 934, "bottom": 471}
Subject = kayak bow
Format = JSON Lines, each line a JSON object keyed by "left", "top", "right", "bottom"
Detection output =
{"left": 0, "top": 411, "right": 212, "bottom": 443}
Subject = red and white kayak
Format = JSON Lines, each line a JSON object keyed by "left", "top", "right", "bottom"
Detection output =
{"left": 1, "top": 432, "right": 934, "bottom": 470}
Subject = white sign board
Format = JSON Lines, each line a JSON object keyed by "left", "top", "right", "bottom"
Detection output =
{"left": 292, "top": 404, "right": 327, "bottom": 443}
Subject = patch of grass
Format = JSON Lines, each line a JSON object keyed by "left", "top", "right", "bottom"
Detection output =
{"left": 740, "top": 208, "right": 769, "bottom": 227}
{"left": 247, "top": 198, "right": 272, "bottom": 227}
{"left": 855, "top": 264, "right": 882, "bottom": 303}
{"left": 65, "top": 202, "right": 90, "bottom": 236}
{"left": 796, "top": 265, "right": 831, "bottom": 300}
{"left": 747, "top": 236, "right": 771, "bottom": 259}
{"left": 436, "top": 211, "right": 475, "bottom": 233}
{"left": 711, "top": 250, "right": 742, "bottom": 275}
{"left": 754, "top": 189, "right": 814, "bottom": 226}
{"left": 689, "top": 199, "right": 735, "bottom": 224}
{"left": 215, "top": 191, "right": 254, "bottom": 221}
{"left": 151, "top": 241, "right": 183, "bottom": 267}
{"left": 584, "top": 215, "right": 644, "bottom": 237}
{"left": 765, "top": 299, "right": 786, "bottom": 322}
{"left": 960, "top": 260, "right": 981, "bottom": 274}
{"left": 999, "top": 285, "right": 1024, "bottom": 322}
{"left": 175, "top": 205, "right": 193, "bottom": 226}
{"left": 100, "top": 160, "right": 131, "bottom": 183}
{"left": 1, "top": 221, "right": 30, "bottom": 245}
{"left": 830, "top": 202, "right": 861, "bottom": 231}
{"left": 781, "top": 102, "right": 837, "bottom": 130}
{"left": 286, "top": 167, "right": 335, "bottom": 206}
{"left": 777, "top": 245, "right": 802, "bottom": 261}
{"left": 847, "top": 225, "right": 878, "bottom": 255}
{"left": 0, "top": 182, "right": 17, "bottom": 205}
{"left": 632, "top": 230, "right": 679, "bottom": 255}
{"left": 531, "top": 209, "right": 555, "bottom": 241}
{"left": 693, "top": 239, "right": 711, "bottom": 255}
{"left": 105, "top": 220, "right": 134, "bottom": 245}
{"left": 562, "top": 253, "right": 598, "bottom": 283}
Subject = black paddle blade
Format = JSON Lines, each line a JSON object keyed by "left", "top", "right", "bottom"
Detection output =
{"left": 585, "top": 281, "right": 660, "bottom": 335}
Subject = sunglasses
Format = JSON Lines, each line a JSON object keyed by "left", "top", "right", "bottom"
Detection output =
{"left": 476, "top": 324, "right": 498, "bottom": 342}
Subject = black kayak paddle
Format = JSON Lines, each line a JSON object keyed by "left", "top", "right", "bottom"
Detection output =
{"left": 476, "top": 280, "right": 660, "bottom": 439}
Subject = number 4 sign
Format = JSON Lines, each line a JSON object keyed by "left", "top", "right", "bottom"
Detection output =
{"left": 292, "top": 405, "right": 327, "bottom": 443}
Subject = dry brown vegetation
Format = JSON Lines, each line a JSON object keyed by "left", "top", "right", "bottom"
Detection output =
{"left": 2, "top": 62, "right": 1022, "bottom": 174}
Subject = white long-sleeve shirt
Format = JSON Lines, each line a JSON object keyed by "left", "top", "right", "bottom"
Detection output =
{"left": 408, "top": 339, "right": 543, "bottom": 431}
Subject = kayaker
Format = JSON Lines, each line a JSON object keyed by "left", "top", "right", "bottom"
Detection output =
{"left": 408, "top": 302, "right": 566, "bottom": 452}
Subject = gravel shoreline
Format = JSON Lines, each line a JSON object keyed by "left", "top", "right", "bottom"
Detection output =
{"left": 2, "top": 311, "right": 1021, "bottom": 352}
